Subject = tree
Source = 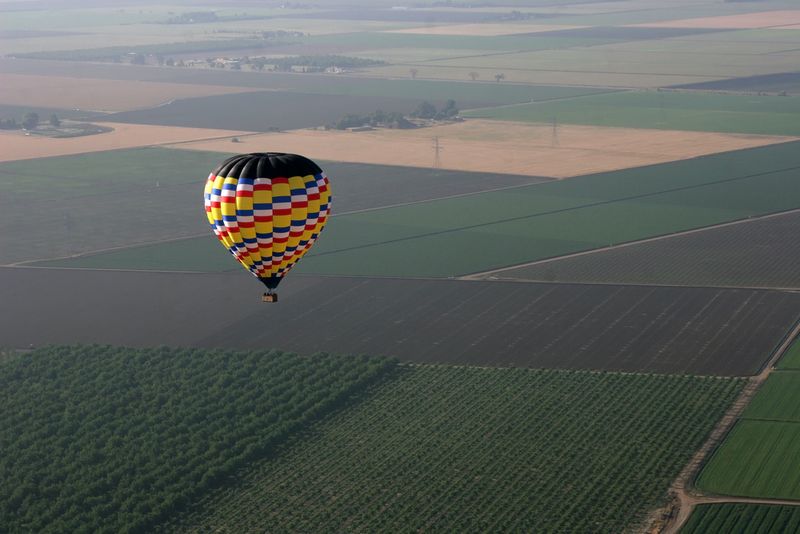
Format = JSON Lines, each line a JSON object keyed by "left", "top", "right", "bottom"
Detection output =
{"left": 409, "top": 68, "right": 418, "bottom": 79}
{"left": 412, "top": 101, "right": 437, "bottom": 119}
{"left": 494, "top": 73, "right": 506, "bottom": 83}
{"left": 22, "top": 112, "right": 39, "bottom": 130}
{"left": 468, "top": 71, "right": 479, "bottom": 81}
{"left": 130, "top": 53, "right": 146, "bottom": 65}
{"left": 165, "top": 57, "right": 175, "bottom": 67}
{"left": 49, "top": 114, "right": 60, "bottom": 127}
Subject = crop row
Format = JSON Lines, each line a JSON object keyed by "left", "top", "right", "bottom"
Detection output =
{"left": 682, "top": 503, "right": 800, "bottom": 533}
{"left": 164, "top": 366, "right": 744, "bottom": 533}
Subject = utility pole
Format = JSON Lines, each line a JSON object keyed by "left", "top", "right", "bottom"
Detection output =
{"left": 551, "top": 117, "right": 559, "bottom": 147}
{"left": 432, "top": 136, "right": 443, "bottom": 169}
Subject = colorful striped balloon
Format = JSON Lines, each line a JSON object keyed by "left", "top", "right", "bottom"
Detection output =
{"left": 204, "top": 152, "right": 331, "bottom": 294}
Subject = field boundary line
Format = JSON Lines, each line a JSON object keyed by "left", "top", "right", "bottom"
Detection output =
{"left": 461, "top": 206, "right": 800, "bottom": 281}
{"left": 654, "top": 317, "right": 800, "bottom": 534}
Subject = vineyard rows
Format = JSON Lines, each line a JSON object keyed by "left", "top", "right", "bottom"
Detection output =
{"left": 166, "top": 366, "right": 743, "bottom": 533}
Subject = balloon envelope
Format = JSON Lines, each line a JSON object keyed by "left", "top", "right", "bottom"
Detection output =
{"left": 204, "top": 152, "right": 331, "bottom": 290}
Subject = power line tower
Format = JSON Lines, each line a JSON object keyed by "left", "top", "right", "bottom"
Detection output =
{"left": 551, "top": 117, "right": 560, "bottom": 147}
{"left": 432, "top": 136, "right": 443, "bottom": 169}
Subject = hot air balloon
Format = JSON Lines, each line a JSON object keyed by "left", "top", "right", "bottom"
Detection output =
{"left": 204, "top": 152, "right": 331, "bottom": 302}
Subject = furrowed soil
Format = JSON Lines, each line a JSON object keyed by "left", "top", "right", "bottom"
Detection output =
{"left": 2, "top": 268, "right": 798, "bottom": 376}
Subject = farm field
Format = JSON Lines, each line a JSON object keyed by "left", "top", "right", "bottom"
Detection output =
{"left": 47, "top": 140, "right": 800, "bottom": 277}
{"left": 360, "top": 63, "right": 716, "bottom": 89}
{"left": 631, "top": 10, "right": 800, "bottom": 29}
{"left": 464, "top": 91, "right": 800, "bottom": 136}
{"left": 743, "top": 370, "right": 800, "bottom": 422}
{"left": 172, "top": 120, "right": 793, "bottom": 178}
{"left": 163, "top": 366, "right": 743, "bottom": 533}
{"left": 411, "top": 45, "right": 800, "bottom": 84}
{"left": 675, "top": 72, "right": 800, "bottom": 95}
{"left": 0, "top": 58, "right": 614, "bottom": 106}
{"left": 0, "top": 345, "right": 393, "bottom": 534}
{"left": 0, "top": 123, "right": 248, "bottom": 163}
{"left": 778, "top": 339, "right": 800, "bottom": 369}
{"left": 0, "top": 73, "right": 259, "bottom": 112}
{"left": 495, "top": 209, "right": 800, "bottom": 290}
{"left": 385, "top": 23, "right": 589, "bottom": 36}
{"left": 102, "top": 90, "right": 468, "bottom": 132}
{"left": 682, "top": 503, "right": 800, "bottom": 534}
{"left": 3, "top": 268, "right": 799, "bottom": 376}
{"left": 0, "top": 147, "right": 545, "bottom": 265}
{"left": 696, "top": 419, "right": 800, "bottom": 499}
{"left": 697, "top": 370, "right": 800, "bottom": 499}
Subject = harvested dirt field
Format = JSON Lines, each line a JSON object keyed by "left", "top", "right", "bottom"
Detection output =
{"left": 632, "top": 10, "right": 800, "bottom": 29}
{"left": 0, "top": 123, "right": 250, "bottom": 162}
{"left": 0, "top": 73, "right": 257, "bottom": 112}
{"left": 385, "top": 23, "right": 586, "bottom": 36}
{"left": 169, "top": 120, "right": 795, "bottom": 178}
{"left": 2, "top": 268, "right": 798, "bottom": 376}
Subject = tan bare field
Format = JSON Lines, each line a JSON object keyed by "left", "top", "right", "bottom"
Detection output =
{"left": 167, "top": 120, "right": 795, "bottom": 179}
{"left": 631, "top": 10, "right": 800, "bottom": 29}
{"left": 0, "top": 74, "right": 258, "bottom": 112}
{"left": 385, "top": 23, "right": 586, "bottom": 36}
{"left": 0, "top": 123, "right": 252, "bottom": 163}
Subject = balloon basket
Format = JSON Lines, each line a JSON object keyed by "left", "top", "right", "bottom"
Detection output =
{"left": 262, "top": 293, "right": 278, "bottom": 303}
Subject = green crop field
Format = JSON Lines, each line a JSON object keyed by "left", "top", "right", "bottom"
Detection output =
{"left": 0, "top": 147, "right": 546, "bottom": 266}
{"left": 0, "top": 147, "right": 226, "bottom": 265}
{"left": 682, "top": 503, "right": 800, "bottom": 534}
{"left": 697, "top": 370, "right": 800, "bottom": 499}
{"left": 778, "top": 339, "right": 800, "bottom": 369}
{"left": 744, "top": 371, "right": 800, "bottom": 422}
{"left": 0, "top": 345, "right": 393, "bottom": 533}
{"left": 163, "top": 366, "right": 743, "bottom": 533}
{"left": 464, "top": 91, "right": 800, "bottom": 136}
{"left": 696, "top": 419, "right": 800, "bottom": 499}
{"left": 41, "top": 141, "right": 800, "bottom": 277}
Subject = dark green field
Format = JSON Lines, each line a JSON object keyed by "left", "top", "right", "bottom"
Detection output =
{"left": 0, "top": 345, "right": 393, "bottom": 534}
{"left": 682, "top": 503, "right": 800, "bottom": 534}
{"left": 778, "top": 339, "right": 800, "bottom": 369}
{"left": 1, "top": 147, "right": 543, "bottom": 266}
{"left": 164, "top": 366, "right": 743, "bottom": 533}
{"left": 697, "top": 370, "right": 800, "bottom": 499}
{"left": 464, "top": 91, "right": 800, "bottom": 136}
{"left": 104, "top": 90, "right": 474, "bottom": 132}
{"left": 43, "top": 142, "right": 800, "bottom": 278}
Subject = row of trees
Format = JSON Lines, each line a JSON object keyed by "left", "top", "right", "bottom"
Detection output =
{"left": 0, "top": 112, "right": 60, "bottom": 130}
{"left": 410, "top": 68, "right": 506, "bottom": 82}
{"left": 329, "top": 100, "right": 459, "bottom": 130}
